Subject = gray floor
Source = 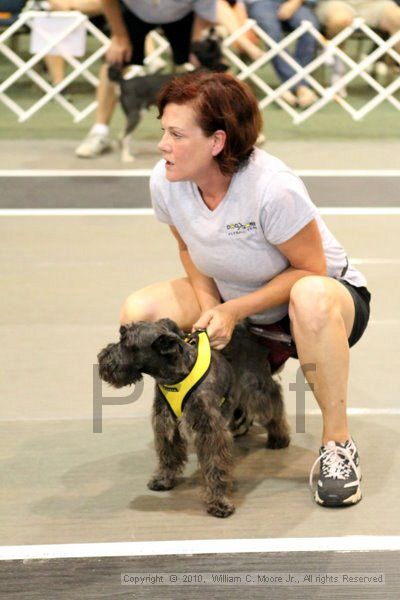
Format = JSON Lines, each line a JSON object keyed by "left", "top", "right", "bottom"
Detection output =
{"left": 1, "top": 138, "right": 400, "bottom": 170}
{"left": 1, "top": 142, "right": 399, "bottom": 598}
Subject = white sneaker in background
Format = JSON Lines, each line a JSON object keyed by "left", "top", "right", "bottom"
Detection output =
{"left": 75, "top": 130, "right": 112, "bottom": 158}
{"left": 281, "top": 90, "right": 297, "bottom": 106}
{"left": 330, "top": 57, "right": 347, "bottom": 98}
{"left": 296, "top": 85, "right": 318, "bottom": 108}
{"left": 330, "top": 73, "right": 348, "bottom": 98}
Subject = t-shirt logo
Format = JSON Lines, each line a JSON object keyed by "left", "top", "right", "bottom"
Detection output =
{"left": 226, "top": 222, "right": 257, "bottom": 236}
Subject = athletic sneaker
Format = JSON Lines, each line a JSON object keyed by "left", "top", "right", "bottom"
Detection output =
{"left": 75, "top": 131, "right": 112, "bottom": 158}
{"left": 296, "top": 85, "right": 318, "bottom": 109}
{"left": 309, "top": 438, "right": 362, "bottom": 507}
{"left": 330, "top": 56, "right": 347, "bottom": 98}
{"left": 281, "top": 90, "right": 297, "bottom": 107}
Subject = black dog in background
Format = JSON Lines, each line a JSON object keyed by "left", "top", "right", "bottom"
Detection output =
{"left": 108, "top": 28, "right": 228, "bottom": 162}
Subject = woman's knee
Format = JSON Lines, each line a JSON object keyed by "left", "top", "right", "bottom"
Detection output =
{"left": 324, "top": 9, "right": 354, "bottom": 36}
{"left": 288, "top": 276, "right": 339, "bottom": 334}
{"left": 379, "top": 3, "right": 400, "bottom": 33}
{"left": 118, "top": 278, "right": 202, "bottom": 329}
{"left": 119, "top": 291, "right": 156, "bottom": 325}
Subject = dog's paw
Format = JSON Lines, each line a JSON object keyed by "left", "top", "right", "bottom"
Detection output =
{"left": 207, "top": 500, "right": 235, "bottom": 518}
{"left": 266, "top": 434, "right": 290, "bottom": 449}
{"left": 121, "top": 151, "right": 135, "bottom": 163}
{"left": 147, "top": 476, "right": 175, "bottom": 491}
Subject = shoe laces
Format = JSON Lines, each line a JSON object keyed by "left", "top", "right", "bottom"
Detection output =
{"left": 309, "top": 440, "right": 359, "bottom": 488}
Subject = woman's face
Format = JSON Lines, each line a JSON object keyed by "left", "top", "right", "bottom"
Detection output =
{"left": 158, "top": 102, "right": 218, "bottom": 183}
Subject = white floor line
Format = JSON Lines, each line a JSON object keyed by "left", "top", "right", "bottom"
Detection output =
{"left": 0, "top": 169, "right": 400, "bottom": 177}
{"left": 352, "top": 259, "right": 400, "bottom": 265}
{"left": 1, "top": 208, "right": 400, "bottom": 217}
{"left": 1, "top": 536, "right": 400, "bottom": 561}
{"left": 0, "top": 170, "right": 153, "bottom": 177}
{"left": 298, "top": 170, "right": 400, "bottom": 177}
{"left": 1, "top": 407, "right": 399, "bottom": 424}
{"left": 304, "top": 408, "right": 400, "bottom": 416}
{"left": 0, "top": 209, "right": 155, "bottom": 217}
{"left": 369, "top": 319, "right": 400, "bottom": 325}
{"left": 320, "top": 208, "right": 400, "bottom": 215}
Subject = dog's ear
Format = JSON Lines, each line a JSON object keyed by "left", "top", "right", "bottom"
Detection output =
{"left": 119, "top": 324, "right": 139, "bottom": 349}
{"left": 151, "top": 333, "right": 181, "bottom": 356}
{"left": 157, "top": 318, "right": 185, "bottom": 338}
{"left": 119, "top": 325, "right": 128, "bottom": 341}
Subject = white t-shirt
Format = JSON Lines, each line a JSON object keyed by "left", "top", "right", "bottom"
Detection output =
{"left": 150, "top": 148, "right": 367, "bottom": 324}
{"left": 121, "top": 0, "right": 216, "bottom": 24}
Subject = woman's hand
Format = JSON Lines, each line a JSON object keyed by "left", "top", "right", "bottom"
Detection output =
{"left": 277, "top": 0, "right": 301, "bottom": 21}
{"left": 106, "top": 35, "right": 132, "bottom": 65}
{"left": 192, "top": 304, "right": 238, "bottom": 350}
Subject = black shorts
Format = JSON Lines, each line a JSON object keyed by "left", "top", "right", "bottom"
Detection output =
{"left": 248, "top": 279, "right": 371, "bottom": 373}
{"left": 90, "top": 15, "right": 109, "bottom": 35}
{"left": 120, "top": 3, "right": 194, "bottom": 65}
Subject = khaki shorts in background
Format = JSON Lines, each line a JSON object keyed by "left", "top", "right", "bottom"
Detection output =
{"left": 316, "top": 0, "right": 397, "bottom": 29}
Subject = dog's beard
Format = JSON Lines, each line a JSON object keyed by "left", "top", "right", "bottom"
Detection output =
{"left": 98, "top": 343, "right": 142, "bottom": 388}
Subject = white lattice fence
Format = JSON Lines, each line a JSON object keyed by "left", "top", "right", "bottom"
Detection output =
{"left": 0, "top": 11, "right": 399, "bottom": 123}
{"left": 222, "top": 17, "right": 400, "bottom": 123}
{"left": 0, "top": 10, "right": 112, "bottom": 121}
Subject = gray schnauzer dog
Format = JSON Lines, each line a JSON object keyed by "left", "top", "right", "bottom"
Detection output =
{"left": 97, "top": 318, "right": 290, "bottom": 518}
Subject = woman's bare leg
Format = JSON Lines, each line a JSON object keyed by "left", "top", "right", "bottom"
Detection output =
{"left": 119, "top": 277, "right": 202, "bottom": 331}
{"left": 288, "top": 276, "right": 356, "bottom": 445}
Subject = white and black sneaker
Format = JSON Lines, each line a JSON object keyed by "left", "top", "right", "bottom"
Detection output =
{"left": 309, "top": 438, "right": 362, "bottom": 507}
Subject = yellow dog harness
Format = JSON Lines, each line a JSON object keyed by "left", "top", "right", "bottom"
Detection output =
{"left": 158, "top": 330, "right": 225, "bottom": 419}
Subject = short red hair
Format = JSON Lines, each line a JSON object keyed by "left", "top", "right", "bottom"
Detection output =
{"left": 157, "top": 71, "right": 263, "bottom": 176}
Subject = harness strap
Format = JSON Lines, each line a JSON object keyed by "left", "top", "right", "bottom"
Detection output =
{"left": 158, "top": 330, "right": 216, "bottom": 419}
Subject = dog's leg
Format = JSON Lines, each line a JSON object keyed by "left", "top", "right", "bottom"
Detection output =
{"left": 120, "top": 106, "right": 141, "bottom": 163}
{"left": 147, "top": 400, "right": 188, "bottom": 491}
{"left": 121, "top": 132, "right": 135, "bottom": 163}
{"left": 259, "top": 380, "right": 291, "bottom": 449}
{"left": 189, "top": 403, "right": 235, "bottom": 518}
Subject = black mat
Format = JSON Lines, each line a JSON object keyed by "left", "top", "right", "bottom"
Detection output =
{"left": 1, "top": 176, "right": 399, "bottom": 209}
{"left": 0, "top": 550, "right": 397, "bottom": 599}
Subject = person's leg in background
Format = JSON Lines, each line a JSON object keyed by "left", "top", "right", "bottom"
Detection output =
{"left": 284, "top": 3, "right": 320, "bottom": 107}
{"left": 216, "top": 0, "right": 264, "bottom": 61}
{"left": 375, "top": 1, "right": 400, "bottom": 78}
{"left": 45, "top": 0, "right": 103, "bottom": 87}
{"left": 315, "top": 1, "right": 355, "bottom": 96}
{"left": 374, "top": 1, "right": 400, "bottom": 51}
{"left": 231, "top": 0, "right": 261, "bottom": 45}
{"left": 246, "top": 0, "right": 304, "bottom": 106}
{"left": 162, "top": 11, "right": 195, "bottom": 72}
{"left": 75, "top": 7, "right": 150, "bottom": 158}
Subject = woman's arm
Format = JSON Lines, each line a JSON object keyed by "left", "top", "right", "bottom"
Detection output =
{"left": 169, "top": 226, "right": 222, "bottom": 312}
{"left": 194, "top": 219, "right": 326, "bottom": 348}
{"left": 101, "top": 0, "right": 132, "bottom": 63}
{"left": 223, "top": 218, "right": 327, "bottom": 321}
